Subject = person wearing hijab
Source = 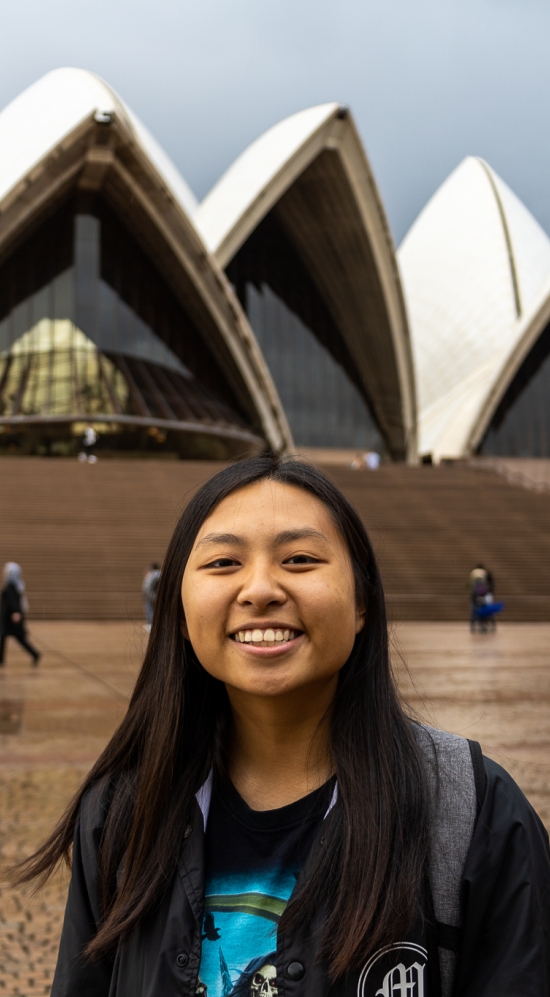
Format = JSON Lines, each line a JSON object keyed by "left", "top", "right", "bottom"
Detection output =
{"left": 0, "top": 563, "right": 40, "bottom": 666}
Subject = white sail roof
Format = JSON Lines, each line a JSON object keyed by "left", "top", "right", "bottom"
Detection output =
{"left": 194, "top": 103, "right": 339, "bottom": 260}
{"left": 398, "top": 156, "right": 550, "bottom": 460}
{"left": 195, "top": 102, "right": 417, "bottom": 460}
{"left": 0, "top": 67, "right": 197, "bottom": 217}
{"left": 0, "top": 68, "right": 296, "bottom": 454}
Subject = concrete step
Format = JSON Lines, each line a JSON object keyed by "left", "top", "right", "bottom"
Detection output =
{"left": 1, "top": 458, "right": 549, "bottom": 620}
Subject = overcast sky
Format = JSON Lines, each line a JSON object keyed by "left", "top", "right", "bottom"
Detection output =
{"left": 0, "top": 0, "right": 549, "bottom": 245}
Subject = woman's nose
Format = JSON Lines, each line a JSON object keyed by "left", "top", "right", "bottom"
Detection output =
{"left": 237, "top": 563, "right": 285, "bottom": 607}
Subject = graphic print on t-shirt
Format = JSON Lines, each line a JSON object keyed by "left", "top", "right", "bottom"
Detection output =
{"left": 197, "top": 869, "right": 293, "bottom": 995}
{"left": 196, "top": 776, "right": 332, "bottom": 997}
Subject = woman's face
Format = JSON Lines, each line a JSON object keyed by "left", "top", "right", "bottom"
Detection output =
{"left": 181, "top": 480, "right": 364, "bottom": 700}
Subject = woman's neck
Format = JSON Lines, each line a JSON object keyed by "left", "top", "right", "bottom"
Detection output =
{"left": 225, "top": 677, "right": 336, "bottom": 811}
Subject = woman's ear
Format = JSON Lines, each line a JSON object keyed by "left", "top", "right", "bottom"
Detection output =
{"left": 355, "top": 605, "right": 366, "bottom": 634}
{"left": 180, "top": 613, "right": 190, "bottom": 641}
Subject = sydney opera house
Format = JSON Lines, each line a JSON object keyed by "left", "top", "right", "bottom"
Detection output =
{"left": 2, "top": 67, "right": 550, "bottom": 462}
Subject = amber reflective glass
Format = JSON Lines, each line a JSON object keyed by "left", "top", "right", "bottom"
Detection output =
{"left": 0, "top": 200, "right": 245, "bottom": 430}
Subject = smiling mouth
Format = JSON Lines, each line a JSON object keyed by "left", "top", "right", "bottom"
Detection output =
{"left": 231, "top": 628, "right": 302, "bottom": 647}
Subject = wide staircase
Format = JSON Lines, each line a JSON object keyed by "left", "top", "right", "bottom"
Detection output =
{"left": 1, "top": 457, "right": 549, "bottom": 621}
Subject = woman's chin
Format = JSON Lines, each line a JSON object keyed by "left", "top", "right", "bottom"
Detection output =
{"left": 225, "top": 664, "right": 336, "bottom": 701}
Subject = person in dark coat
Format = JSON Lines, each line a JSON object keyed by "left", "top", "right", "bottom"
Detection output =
{"left": 0, "top": 562, "right": 40, "bottom": 666}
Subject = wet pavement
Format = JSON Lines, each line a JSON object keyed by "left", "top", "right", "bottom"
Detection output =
{"left": 0, "top": 620, "right": 549, "bottom": 995}
{"left": 392, "top": 622, "right": 550, "bottom": 828}
{"left": 0, "top": 622, "right": 143, "bottom": 996}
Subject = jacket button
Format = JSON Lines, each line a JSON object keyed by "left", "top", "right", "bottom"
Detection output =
{"left": 286, "top": 962, "right": 305, "bottom": 981}
{"left": 176, "top": 952, "right": 189, "bottom": 968}
{"left": 183, "top": 825, "right": 192, "bottom": 839}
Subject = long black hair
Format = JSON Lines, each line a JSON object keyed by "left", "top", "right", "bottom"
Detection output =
{"left": 14, "top": 454, "right": 428, "bottom": 978}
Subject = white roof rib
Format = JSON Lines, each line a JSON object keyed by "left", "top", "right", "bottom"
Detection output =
{"left": 194, "top": 103, "right": 339, "bottom": 258}
{"left": 398, "top": 156, "right": 550, "bottom": 460}
{"left": 0, "top": 67, "right": 197, "bottom": 217}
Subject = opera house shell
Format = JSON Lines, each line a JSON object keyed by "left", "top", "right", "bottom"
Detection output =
{"left": 0, "top": 68, "right": 292, "bottom": 459}
{"left": 399, "top": 156, "right": 550, "bottom": 462}
{"left": 195, "top": 104, "right": 416, "bottom": 461}
{"left": 0, "top": 70, "right": 417, "bottom": 461}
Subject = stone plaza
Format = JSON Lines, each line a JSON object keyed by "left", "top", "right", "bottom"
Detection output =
{"left": 0, "top": 619, "right": 548, "bottom": 996}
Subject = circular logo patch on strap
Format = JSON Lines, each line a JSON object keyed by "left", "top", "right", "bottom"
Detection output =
{"left": 357, "top": 943, "right": 428, "bottom": 997}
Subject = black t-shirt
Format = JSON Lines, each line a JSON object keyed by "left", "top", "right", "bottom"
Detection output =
{"left": 197, "top": 774, "right": 335, "bottom": 997}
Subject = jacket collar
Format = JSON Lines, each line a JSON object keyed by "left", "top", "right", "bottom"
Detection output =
{"left": 194, "top": 770, "right": 338, "bottom": 831}
{"left": 195, "top": 769, "right": 213, "bottom": 830}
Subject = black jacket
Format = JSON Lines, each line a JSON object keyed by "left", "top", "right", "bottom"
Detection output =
{"left": 52, "top": 756, "right": 550, "bottom": 997}
{"left": 0, "top": 582, "right": 26, "bottom": 636}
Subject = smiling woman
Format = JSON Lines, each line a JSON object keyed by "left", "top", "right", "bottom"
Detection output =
{"left": 11, "top": 455, "right": 550, "bottom": 997}
{"left": 180, "top": 479, "right": 364, "bottom": 812}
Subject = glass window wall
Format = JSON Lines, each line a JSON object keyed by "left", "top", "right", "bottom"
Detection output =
{"left": 227, "top": 212, "right": 384, "bottom": 451}
{"left": 480, "top": 322, "right": 550, "bottom": 456}
{"left": 247, "top": 282, "right": 383, "bottom": 448}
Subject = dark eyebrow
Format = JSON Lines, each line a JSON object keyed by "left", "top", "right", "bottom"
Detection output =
{"left": 196, "top": 532, "right": 244, "bottom": 548}
{"left": 195, "top": 528, "right": 329, "bottom": 549}
{"left": 274, "top": 528, "right": 330, "bottom": 546}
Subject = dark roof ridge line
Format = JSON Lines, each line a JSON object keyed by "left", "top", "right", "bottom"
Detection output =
{"left": 476, "top": 157, "right": 522, "bottom": 319}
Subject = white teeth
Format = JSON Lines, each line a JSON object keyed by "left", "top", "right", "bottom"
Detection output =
{"left": 233, "top": 627, "right": 299, "bottom": 644}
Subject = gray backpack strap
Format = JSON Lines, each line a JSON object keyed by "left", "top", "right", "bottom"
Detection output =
{"left": 468, "top": 738, "right": 487, "bottom": 819}
{"left": 412, "top": 724, "right": 481, "bottom": 997}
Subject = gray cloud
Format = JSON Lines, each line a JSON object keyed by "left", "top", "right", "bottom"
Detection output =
{"left": 0, "top": 0, "right": 549, "bottom": 243}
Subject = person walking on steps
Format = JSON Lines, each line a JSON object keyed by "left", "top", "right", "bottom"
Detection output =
{"left": 0, "top": 562, "right": 40, "bottom": 666}
{"left": 11, "top": 456, "right": 550, "bottom": 996}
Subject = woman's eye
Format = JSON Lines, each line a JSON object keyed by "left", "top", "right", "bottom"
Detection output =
{"left": 285, "top": 554, "right": 319, "bottom": 565}
{"left": 207, "top": 557, "right": 240, "bottom": 568}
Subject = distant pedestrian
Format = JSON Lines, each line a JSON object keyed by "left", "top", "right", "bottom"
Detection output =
{"left": 469, "top": 564, "right": 502, "bottom": 632}
{"left": 350, "top": 451, "right": 381, "bottom": 470}
{"left": 0, "top": 563, "right": 40, "bottom": 666}
{"left": 469, "top": 564, "right": 488, "bottom": 631}
{"left": 364, "top": 450, "right": 381, "bottom": 470}
{"left": 78, "top": 426, "right": 98, "bottom": 463}
{"left": 142, "top": 563, "right": 161, "bottom": 630}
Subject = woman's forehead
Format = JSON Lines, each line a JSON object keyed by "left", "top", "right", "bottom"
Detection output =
{"left": 197, "top": 480, "right": 338, "bottom": 540}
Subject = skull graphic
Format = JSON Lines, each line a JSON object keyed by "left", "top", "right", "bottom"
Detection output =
{"left": 249, "top": 963, "right": 278, "bottom": 995}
